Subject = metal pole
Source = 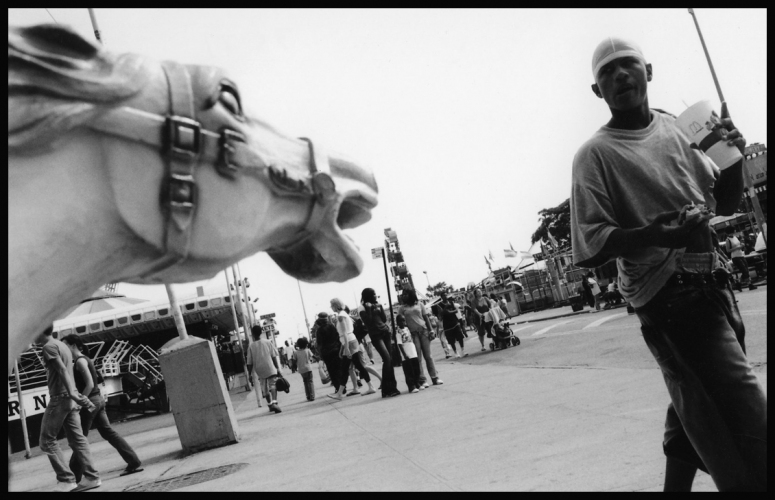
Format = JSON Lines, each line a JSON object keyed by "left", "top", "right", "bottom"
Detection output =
{"left": 87, "top": 8, "right": 103, "bottom": 44}
{"left": 381, "top": 247, "right": 397, "bottom": 340}
{"left": 235, "top": 264, "right": 254, "bottom": 342}
{"left": 165, "top": 285, "right": 189, "bottom": 341}
{"left": 225, "top": 270, "right": 252, "bottom": 392}
{"left": 296, "top": 280, "right": 311, "bottom": 337}
{"left": 13, "top": 359, "right": 32, "bottom": 459}
{"left": 688, "top": 9, "right": 725, "bottom": 104}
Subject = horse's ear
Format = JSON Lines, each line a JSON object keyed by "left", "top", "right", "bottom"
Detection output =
{"left": 9, "top": 23, "right": 147, "bottom": 103}
{"left": 9, "top": 24, "right": 101, "bottom": 65}
{"left": 9, "top": 24, "right": 148, "bottom": 154}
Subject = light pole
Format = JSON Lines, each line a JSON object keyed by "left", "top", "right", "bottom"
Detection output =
{"left": 423, "top": 271, "right": 431, "bottom": 291}
{"left": 296, "top": 279, "right": 311, "bottom": 337}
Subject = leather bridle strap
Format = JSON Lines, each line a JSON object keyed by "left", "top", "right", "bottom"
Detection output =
{"left": 161, "top": 61, "right": 199, "bottom": 264}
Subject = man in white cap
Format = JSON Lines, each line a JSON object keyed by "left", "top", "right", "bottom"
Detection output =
{"left": 570, "top": 37, "right": 766, "bottom": 491}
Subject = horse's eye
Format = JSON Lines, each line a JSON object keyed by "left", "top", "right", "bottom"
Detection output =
{"left": 218, "top": 86, "right": 242, "bottom": 116}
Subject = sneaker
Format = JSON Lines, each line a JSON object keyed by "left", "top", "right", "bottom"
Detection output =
{"left": 455, "top": 353, "right": 461, "bottom": 358}
{"left": 445, "top": 355, "right": 451, "bottom": 359}
{"left": 432, "top": 378, "right": 444, "bottom": 386}
{"left": 481, "top": 347, "right": 486, "bottom": 352}
{"left": 72, "top": 478, "right": 101, "bottom": 492}
{"left": 54, "top": 481, "right": 77, "bottom": 492}
{"left": 120, "top": 464, "right": 144, "bottom": 476}
{"left": 418, "top": 385, "right": 425, "bottom": 390}
{"left": 327, "top": 393, "right": 342, "bottom": 401}
{"left": 421, "top": 382, "right": 430, "bottom": 389}
{"left": 410, "top": 388, "right": 420, "bottom": 393}
{"left": 270, "top": 404, "right": 282, "bottom": 413}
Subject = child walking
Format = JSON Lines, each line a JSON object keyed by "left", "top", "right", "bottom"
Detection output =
{"left": 292, "top": 338, "right": 315, "bottom": 401}
{"left": 395, "top": 315, "right": 422, "bottom": 393}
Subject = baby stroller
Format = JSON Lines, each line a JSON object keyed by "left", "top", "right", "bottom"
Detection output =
{"left": 488, "top": 321, "right": 520, "bottom": 351}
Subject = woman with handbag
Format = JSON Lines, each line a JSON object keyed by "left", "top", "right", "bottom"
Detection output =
{"left": 359, "top": 288, "right": 401, "bottom": 398}
{"left": 328, "top": 298, "right": 377, "bottom": 400}
{"left": 398, "top": 289, "right": 443, "bottom": 387}
{"left": 314, "top": 312, "right": 344, "bottom": 396}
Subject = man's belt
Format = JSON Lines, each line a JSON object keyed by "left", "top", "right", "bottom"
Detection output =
{"left": 664, "top": 268, "right": 731, "bottom": 289}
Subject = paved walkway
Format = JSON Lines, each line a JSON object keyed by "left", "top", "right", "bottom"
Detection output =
{"left": 10, "top": 359, "right": 740, "bottom": 491}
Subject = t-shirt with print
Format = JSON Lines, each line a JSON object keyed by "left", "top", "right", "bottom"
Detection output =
{"left": 396, "top": 327, "right": 417, "bottom": 359}
{"left": 246, "top": 339, "right": 279, "bottom": 379}
{"left": 42, "top": 337, "right": 74, "bottom": 396}
{"left": 571, "top": 110, "right": 719, "bottom": 308}
{"left": 292, "top": 348, "right": 313, "bottom": 374}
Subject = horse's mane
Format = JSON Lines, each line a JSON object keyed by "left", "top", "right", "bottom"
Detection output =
{"left": 9, "top": 24, "right": 149, "bottom": 154}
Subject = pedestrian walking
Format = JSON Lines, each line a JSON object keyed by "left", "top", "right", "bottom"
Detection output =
{"left": 60, "top": 335, "right": 143, "bottom": 480}
{"left": 246, "top": 325, "right": 283, "bottom": 413}
{"left": 359, "top": 288, "right": 401, "bottom": 398}
{"left": 328, "top": 298, "right": 377, "bottom": 400}
{"left": 395, "top": 315, "right": 422, "bottom": 393}
{"left": 498, "top": 295, "right": 509, "bottom": 318}
{"left": 292, "top": 337, "right": 315, "bottom": 401}
{"left": 314, "top": 312, "right": 343, "bottom": 394}
{"left": 472, "top": 288, "right": 492, "bottom": 351}
{"left": 570, "top": 36, "right": 766, "bottom": 491}
{"left": 724, "top": 228, "right": 756, "bottom": 290}
{"left": 586, "top": 273, "right": 602, "bottom": 311}
{"left": 438, "top": 292, "right": 467, "bottom": 358}
{"left": 284, "top": 340, "right": 296, "bottom": 373}
{"left": 398, "top": 289, "right": 443, "bottom": 387}
{"left": 34, "top": 325, "right": 100, "bottom": 492}
{"left": 454, "top": 298, "right": 469, "bottom": 337}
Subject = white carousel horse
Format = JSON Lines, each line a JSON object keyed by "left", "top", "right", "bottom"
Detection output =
{"left": 8, "top": 24, "right": 379, "bottom": 370}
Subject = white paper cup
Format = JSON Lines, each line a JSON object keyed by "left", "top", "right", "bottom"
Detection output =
{"left": 675, "top": 100, "right": 743, "bottom": 170}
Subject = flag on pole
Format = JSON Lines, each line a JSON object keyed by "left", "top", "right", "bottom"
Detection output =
{"left": 489, "top": 250, "right": 494, "bottom": 261}
{"left": 509, "top": 242, "right": 515, "bottom": 251}
{"left": 484, "top": 255, "right": 490, "bottom": 266}
{"left": 504, "top": 249, "right": 518, "bottom": 258}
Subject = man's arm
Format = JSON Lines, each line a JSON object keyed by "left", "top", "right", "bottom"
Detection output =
{"left": 593, "top": 211, "right": 713, "bottom": 264}
{"left": 49, "top": 357, "right": 90, "bottom": 406}
{"left": 712, "top": 102, "right": 747, "bottom": 216}
{"left": 74, "top": 358, "right": 94, "bottom": 397}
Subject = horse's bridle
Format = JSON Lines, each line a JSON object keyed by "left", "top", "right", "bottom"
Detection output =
{"left": 87, "top": 61, "right": 338, "bottom": 279}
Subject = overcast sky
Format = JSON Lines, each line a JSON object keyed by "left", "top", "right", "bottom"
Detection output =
{"left": 10, "top": 9, "right": 766, "bottom": 344}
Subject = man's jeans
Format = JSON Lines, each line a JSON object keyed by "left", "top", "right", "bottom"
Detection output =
{"left": 69, "top": 393, "right": 140, "bottom": 482}
{"left": 635, "top": 283, "right": 767, "bottom": 491}
{"left": 39, "top": 393, "right": 99, "bottom": 484}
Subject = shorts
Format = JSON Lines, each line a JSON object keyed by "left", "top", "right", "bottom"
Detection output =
{"left": 444, "top": 324, "right": 464, "bottom": 344}
{"left": 258, "top": 374, "right": 278, "bottom": 397}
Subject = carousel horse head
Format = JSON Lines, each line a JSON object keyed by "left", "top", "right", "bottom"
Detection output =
{"left": 8, "top": 23, "right": 379, "bottom": 286}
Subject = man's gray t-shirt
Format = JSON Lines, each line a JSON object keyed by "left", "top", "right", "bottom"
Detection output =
{"left": 42, "top": 337, "right": 74, "bottom": 396}
{"left": 246, "top": 339, "right": 278, "bottom": 379}
{"left": 570, "top": 110, "right": 719, "bottom": 308}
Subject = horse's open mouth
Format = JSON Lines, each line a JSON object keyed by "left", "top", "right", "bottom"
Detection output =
{"left": 268, "top": 191, "right": 375, "bottom": 283}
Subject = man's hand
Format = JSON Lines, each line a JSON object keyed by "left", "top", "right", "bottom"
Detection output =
{"left": 718, "top": 102, "right": 746, "bottom": 155}
{"left": 644, "top": 210, "right": 713, "bottom": 249}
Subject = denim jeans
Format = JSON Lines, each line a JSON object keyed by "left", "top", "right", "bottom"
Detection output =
{"left": 69, "top": 393, "right": 140, "bottom": 482}
{"left": 301, "top": 371, "right": 315, "bottom": 400}
{"left": 39, "top": 393, "right": 99, "bottom": 484}
{"left": 635, "top": 283, "right": 767, "bottom": 491}
{"left": 411, "top": 330, "right": 438, "bottom": 384}
{"left": 368, "top": 334, "right": 398, "bottom": 395}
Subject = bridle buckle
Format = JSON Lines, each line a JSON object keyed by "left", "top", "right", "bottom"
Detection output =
{"left": 217, "top": 129, "right": 246, "bottom": 179}
{"left": 165, "top": 115, "right": 201, "bottom": 160}
{"left": 167, "top": 173, "right": 196, "bottom": 208}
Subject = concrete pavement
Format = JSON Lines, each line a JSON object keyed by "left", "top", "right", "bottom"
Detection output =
{"left": 9, "top": 287, "right": 767, "bottom": 491}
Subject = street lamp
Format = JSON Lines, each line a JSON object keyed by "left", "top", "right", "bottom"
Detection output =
{"left": 423, "top": 271, "right": 431, "bottom": 290}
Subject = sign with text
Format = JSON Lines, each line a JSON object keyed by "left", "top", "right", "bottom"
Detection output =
{"left": 259, "top": 313, "right": 276, "bottom": 319}
{"left": 371, "top": 247, "right": 383, "bottom": 259}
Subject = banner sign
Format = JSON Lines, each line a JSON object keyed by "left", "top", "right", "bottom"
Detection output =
{"left": 371, "top": 248, "right": 383, "bottom": 260}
